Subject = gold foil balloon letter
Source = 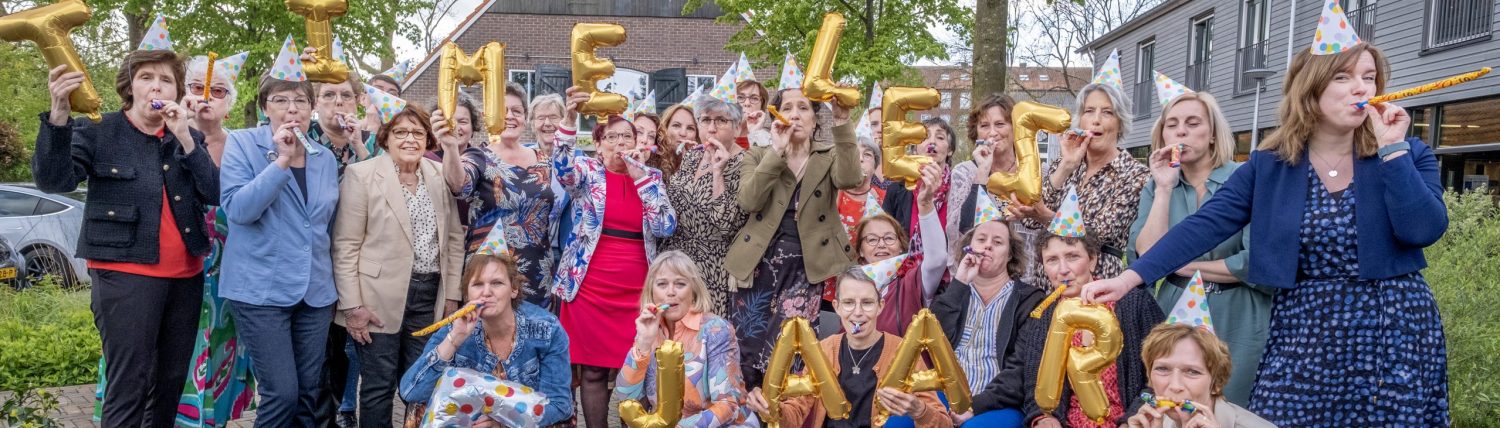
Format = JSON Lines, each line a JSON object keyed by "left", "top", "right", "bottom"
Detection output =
{"left": 437, "top": 42, "right": 506, "bottom": 139}
{"left": 762, "top": 317, "right": 850, "bottom": 428}
{"left": 570, "top": 23, "right": 628, "bottom": 117}
{"left": 880, "top": 87, "right": 940, "bottom": 190}
{"left": 801, "top": 12, "right": 860, "bottom": 108}
{"left": 618, "top": 340, "right": 685, "bottom": 428}
{"left": 0, "top": 0, "right": 101, "bottom": 121}
{"left": 1035, "top": 298, "right": 1123, "bottom": 423}
{"left": 286, "top": 0, "right": 349, "bottom": 83}
{"left": 991, "top": 101, "right": 1070, "bottom": 206}
{"left": 875, "top": 309, "right": 970, "bottom": 427}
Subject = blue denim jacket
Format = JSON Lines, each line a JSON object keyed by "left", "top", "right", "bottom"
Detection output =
{"left": 399, "top": 302, "right": 573, "bottom": 426}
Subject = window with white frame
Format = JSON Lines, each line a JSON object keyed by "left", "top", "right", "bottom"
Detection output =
{"left": 510, "top": 70, "right": 536, "bottom": 100}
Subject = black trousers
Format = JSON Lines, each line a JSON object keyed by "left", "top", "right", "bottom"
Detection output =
{"left": 91, "top": 268, "right": 204, "bottom": 428}
{"left": 356, "top": 272, "right": 439, "bottom": 428}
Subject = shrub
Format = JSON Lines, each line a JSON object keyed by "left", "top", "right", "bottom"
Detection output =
{"left": 1427, "top": 190, "right": 1500, "bottom": 426}
{"left": 0, "top": 278, "right": 98, "bottom": 392}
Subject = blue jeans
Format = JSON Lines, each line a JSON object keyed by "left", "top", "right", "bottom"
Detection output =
{"left": 232, "top": 300, "right": 333, "bottom": 428}
{"left": 937, "top": 391, "right": 1026, "bottom": 428}
{"left": 340, "top": 340, "right": 359, "bottom": 413}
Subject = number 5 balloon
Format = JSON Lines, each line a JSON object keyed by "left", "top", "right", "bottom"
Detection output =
{"left": 0, "top": 0, "right": 102, "bottom": 121}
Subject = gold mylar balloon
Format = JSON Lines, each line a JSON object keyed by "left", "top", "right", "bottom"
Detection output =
{"left": 989, "top": 101, "right": 1070, "bottom": 206}
{"left": 875, "top": 309, "right": 970, "bottom": 427}
{"left": 763, "top": 317, "right": 850, "bottom": 427}
{"left": 287, "top": 0, "right": 349, "bottom": 84}
{"left": 1034, "top": 298, "right": 1123, "bottom": 422}
{"left": 801, "top": 12, "right": 860, "bottom": 108}
{"left": 0, "top": 0, "right": 101, "bottom": 121}
{"left": 619, "top": 340, "right": 686, "bottom": 428}
{"left": 437, "top": 42, "right": 506, "bottom": 138}
{"left": 570, "top": 23, "right": 628, "bottom": 117}
{"left": 880, "top": 87, "right": 940, "bottom": 190}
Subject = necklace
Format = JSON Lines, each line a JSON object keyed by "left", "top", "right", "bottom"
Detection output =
{"left": 1310, "top": 149, "right": 1347, "bottom": 178}
{"left": 847, "top": 338, "right": 877, "bottom": 374}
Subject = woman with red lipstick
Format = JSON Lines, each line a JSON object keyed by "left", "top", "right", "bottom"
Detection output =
{"left": 1083, "top": 40, "right": 1449, "bottom": 426}
{"left": 616, "top": 251, "right": 748, "bottom": 426}
{"left": 1007, "top": 83, "right": 1149, "bottom": 281}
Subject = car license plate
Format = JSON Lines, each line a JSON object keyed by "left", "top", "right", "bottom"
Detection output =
{"left": 0, "top": 267, "right": 15, "bottom": 280}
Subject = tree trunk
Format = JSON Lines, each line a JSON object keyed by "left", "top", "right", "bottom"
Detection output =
{"left": 972, "top": 0, "right": 1008, "bottom": 99}
{"left": 125, "top": 5, "right": 153, "bottom": 50}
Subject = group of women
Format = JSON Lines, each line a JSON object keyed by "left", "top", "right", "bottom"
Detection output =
{"left": 35, "top": 32, "right": 1447, "bottom": 428}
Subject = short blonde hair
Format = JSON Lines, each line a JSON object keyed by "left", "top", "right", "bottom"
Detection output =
{"left": 1260, "top": 44, "right": 1389, "bottom": 164}
{"left": 638, "top": 251, "right": 715, "bottom": 316}
{"left": 1141, "top": 323, "right": 1233, "bottom": 398}
{"left": 1149, "top": 92, "right": 1236, "bottom": 169}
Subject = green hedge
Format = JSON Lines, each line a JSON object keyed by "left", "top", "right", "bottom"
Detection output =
{"left": 1428, "top": 191, "right": 1500, "bottom": 426}
{"left": 0, "top": 279, "right": 99, "bottom": 392}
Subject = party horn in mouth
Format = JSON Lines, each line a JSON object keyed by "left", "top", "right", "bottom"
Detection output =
{"left": 201, "top": 52, "right": 218, "bottom": 98}
{"left": 412, "top": 303, "right": 483, "bottom": 336}
{"left": 1170, "top": 144, "right": 1182, "bottom": 168}
{"left": 1139, "top": 392, "right": 1197, "bottom": 413}
{"left": 648, "top": 303, "right": 673, "bottom": 314}
{"left": 150, "top": 100, "right": 166, "bottom": 110}
{"left": 767, "top": 105, "right": 790, "bottom": 125}
{"left": 851, "top": 322, "right": 864, "bottom": 334}
{"left": 1355, "top": 67, "right": 1490, "bottom": 109}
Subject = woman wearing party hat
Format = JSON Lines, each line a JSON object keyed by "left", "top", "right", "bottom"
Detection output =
{"left": 1011, "top": 194, "right": 1165, "bottom": 427}
{"left": 661, "top": 96, "right": 749, "bottom": 316}
{"left": 1007, "top": 53, "right": 1149, "bottom": 282}
{"left": 1084, "top": 3, "right": 1449, "bottom": 425}
{"left": 1127, "top": 86, "right": 1270, "bottom": 406}
{"left": 845, "top": 162, "right": 948, "bottom": 336}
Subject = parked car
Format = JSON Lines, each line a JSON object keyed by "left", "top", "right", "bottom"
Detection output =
{"left": 0, "top": 184, "right": 86, "bottom": 288}
{"left": 0, "top": 235, "right": 22, "bottom": 289}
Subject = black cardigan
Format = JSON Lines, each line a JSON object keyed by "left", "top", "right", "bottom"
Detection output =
{"left": 880, "top": 180, "right": 916, "bottom": 233}
{"left": 1010, "top": 288, "right": 1165, "bottom": 426}
{"left": 32, "top": 112, "right": 218, "bottom": 264}
{"left": 931, "top": 279, "right": 1046, "bottom": 413}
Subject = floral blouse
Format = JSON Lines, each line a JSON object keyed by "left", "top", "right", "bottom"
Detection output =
{"left": 614, "top": 312, "right": 748, "bottom": 428}
{"left": 456, "top": 145, "right": 556, "bottom": 303}
{"left": 550, "top": 126, "right": 677, "bottom": 302}
{"left": 1033, "top": 150, "right": 1149, "bottom": 280}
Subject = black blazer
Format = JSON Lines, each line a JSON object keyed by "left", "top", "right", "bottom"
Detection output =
{"left": 1012, "top": 288, "right": 1166, "bottom": 426}
{"left": 32, "top": 112, "right": 218, "bottom": 264}
{"left": 880, "top": 181, "right": 915, "bottom": 233}
{"left": 932, "top": 279, "right": 1045, "bottom": 412}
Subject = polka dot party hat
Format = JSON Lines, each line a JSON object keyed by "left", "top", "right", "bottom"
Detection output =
{"left": 862, "top": 253, "right": 909, "bottom": 293}
{"left": 1090, "top": 49, "right": 1123, "bottom": 92}
{"left": 861, "top": 191, "right": 885, "bottom": 221}
{"left": 1153, "top": 70, "right": 1193, "bottom": 107}
{"left": 1167, "top": 270, "right": 1215, "bottom": 333}
{"left": 380, "top": 60, "right": 413, "bottom": 83}
{"left": 709, "top": 60, "right": 739, "bottom": 103}
{"left": 627, "top": 90, "right": 656, "bottom": 121}
{"left": 218, "top": 52, "right": 250, "bottom": 82}
{"left": 734, "top": 53, "right": 757, "bottom": 83}
{"left": 1047, "top": 186, "right": 1086, "bottom": 237}
{"left": 474, "top": 221, "right": 512, "bottom": 256}
{"left": 778, "top": 52, "right": 804, "bottom": 91}
{"left": 331, "top": 36, "right": 350, "bottom": 64}
{"left": 363, "top": 84, "right": 406, "bottom": 124}
{"left": 1311, "top": 0, "right": 1361, "bottom": 55}
{"left": 269, "top": 35, "right": 307, "bottom": 82}
{"left": 136, "top": 14, "right": 172, "bottom": 51}
{"left": 974, "top": 191, "right": 1004, "bottom": 225}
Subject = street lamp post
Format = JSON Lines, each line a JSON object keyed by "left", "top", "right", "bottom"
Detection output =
{"left": 1244, "top": 68, "right": 1277, "bottom": 147}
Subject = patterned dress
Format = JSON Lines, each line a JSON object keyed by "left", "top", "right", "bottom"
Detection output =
{"left": 662, "top": 149, "right": 749, "bottom": 315}
{"left": 458, "top": 146, "right": 555, "bottom": 307}
{"left": 730, "top": 187, "right": 824, "bottom": 388}
{"left": 92, "top": 207, "right": 257, "bottom": 427}
{"left": 1248, "top": 168, "right": 1449, "bottom": 426}
{"left": 1033, "top": 150, "right": 1149, "bottom": 279}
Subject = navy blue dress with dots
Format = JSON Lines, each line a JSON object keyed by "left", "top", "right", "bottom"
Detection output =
{"left": 1247, "top": 167, "right": 1449, "bottom": 426}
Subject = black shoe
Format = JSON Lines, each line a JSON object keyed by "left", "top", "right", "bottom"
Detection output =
{"left": 337, "top": 411, "right": 357, "bottom": 428}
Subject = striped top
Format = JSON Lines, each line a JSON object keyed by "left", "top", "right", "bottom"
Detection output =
{"left": 954, "top": 280, "right": 1015, "bottom": 393}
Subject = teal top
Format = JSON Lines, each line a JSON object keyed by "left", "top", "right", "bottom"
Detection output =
{"left": 1127, "top": 161, "right": 1251, "bottom": 280}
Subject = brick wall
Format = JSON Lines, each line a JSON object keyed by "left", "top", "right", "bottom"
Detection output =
{"left": 404, "top": 12, "right": 773, "bottom": 106}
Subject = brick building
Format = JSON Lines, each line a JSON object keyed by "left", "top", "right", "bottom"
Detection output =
{"left": 912, "top": 65, "right": 1090, "bottom": 162}
{"left": 401, "top": 0, "right": 770, "bottom": 117}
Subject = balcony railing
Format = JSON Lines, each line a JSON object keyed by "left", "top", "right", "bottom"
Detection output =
{"left": 1426, "top": 0, "right": 1492, "bottom": 50}
{"left": 1345, "top": 2, "right": 1377, "bottom": 41}
{"left": 1236, "top": 42, "right": 1267, "bottom": 94}
{"left": 1186, "top": 61, "right": 1210, "bottom": 91}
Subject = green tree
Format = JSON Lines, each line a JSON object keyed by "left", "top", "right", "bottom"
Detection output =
{"left": 685, "top": 0, "right": 972, "bottom": 97}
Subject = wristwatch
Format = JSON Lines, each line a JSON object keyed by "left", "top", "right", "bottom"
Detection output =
{"left": 1378, "top": 140, "right": 1410, "bottom": 159}
{"left": 265, "top": 149, "right": 280, "bottom": 162}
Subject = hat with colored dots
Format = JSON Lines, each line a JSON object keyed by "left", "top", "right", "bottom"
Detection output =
{"left": 1091, "top": 49, "right": 1123, "bottom": 92}
{"left": 1154, "top": 71, "right": 1193, "bottom": 107}
{"left": 269, "top": 35, "right": 307, "bottom": 82}
{"left": 137, "top": 15, "right": 172, "bottom": 51}
{"left": 975, "top": 191, "right": 1004, "bottom": 225}
{"left": 1168, "top": 270, "right": 1215, "bottom": 333}
{"left": 471, "top": 221, "right": 511, "bottom": 256}
{"left": 217, "top": 52, "right": 251, "bottom": 82}
{"left": 861, "top": 253, "right": 908, "bottom": 293}
{"left": 1048, "top": 186, "right": 1086, "bottom": 237}
{"left": 1311, "top": 0, "right": 1362, "bottom": 55}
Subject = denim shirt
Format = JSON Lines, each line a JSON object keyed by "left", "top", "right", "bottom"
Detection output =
{"left": 398, "top": 302, "right": 573, "bottom": 426}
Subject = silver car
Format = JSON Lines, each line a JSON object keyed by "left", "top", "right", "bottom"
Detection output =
{"left": 0, "top": 184, "right": 87, "bottom": 287}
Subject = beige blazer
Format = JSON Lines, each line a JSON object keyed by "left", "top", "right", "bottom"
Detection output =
{"left": 332, "top": 155, "right": 465, "bottom": 334}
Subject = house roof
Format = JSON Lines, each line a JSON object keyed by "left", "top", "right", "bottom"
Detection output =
{"left": 914, "top": 65, "right": 1091, "bottom": 92}
{"left": 1080, "top": 0, "right": 1193, "bottom": 54}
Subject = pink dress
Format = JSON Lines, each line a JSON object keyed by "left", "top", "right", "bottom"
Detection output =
{"left": 560, "top": 171, "right": 650, "bottom": 368}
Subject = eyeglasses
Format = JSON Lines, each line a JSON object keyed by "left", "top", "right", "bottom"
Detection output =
{"left": 533, "top": 114, "right": 562, "bottom": 124}
{"left": 837, "top": 299, "right": 879, "bottom": 313}
{"left": 188, "top": 83, "right": 229, "bottom": 100}
{"left": 268, "top": 96, "right": 311, "bottom": 109}
{"left": 320, "top": 92, "right": 357, "bottom": 103}
{"left": 602, "top": 133, "right": 634, "bottom": 142}
{"left": 390, "top": 129, "right": 428, "bottom": 140}
{"left": 697, "top": 117, "right": 734, "bottom": 128}
{"left": 862, "top": 235, "right": 899, "bottom": 247}
{"left": 739, "top": 95, "right": 763, "bottom": 103}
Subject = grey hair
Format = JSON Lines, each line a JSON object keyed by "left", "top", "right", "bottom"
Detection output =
{"left": 186, "top": 55, "right": 238, "bottom": 106}
{"left": 1073, "top": 83, "right": 1134, "bottom": 140}
{"left": 857, "top": 135, "right": 880, "bottom": 165}
{"left": 692, "top": 96, "right": 744, "bottom": 126}
{"left": 529, "top": 93, "right": 564, "bottom": 120}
